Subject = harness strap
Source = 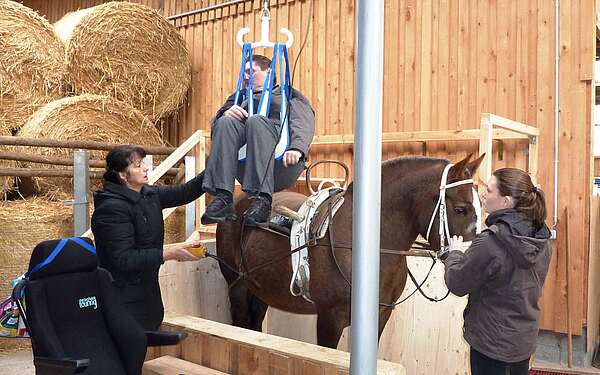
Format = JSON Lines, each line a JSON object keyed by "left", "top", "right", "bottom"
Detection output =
{"left": 233, "top": 43, "right": 292, "bottom": 161}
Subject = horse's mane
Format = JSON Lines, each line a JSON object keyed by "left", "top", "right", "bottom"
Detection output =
{"left": 381, "top": 155, "right": 449, "bottom": 172}
{"left": 345, "top": 156, "right": 449, "bottom": 194}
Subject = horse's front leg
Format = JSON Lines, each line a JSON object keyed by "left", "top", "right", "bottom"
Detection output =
{"left": 228, "top": 283, "right": 268, "bottom": 331}
{"left": 378, "top": 307, "right": 394, "bottom": 340}
{"left": 316, "top": 306, "right": 349, "bottom": 349}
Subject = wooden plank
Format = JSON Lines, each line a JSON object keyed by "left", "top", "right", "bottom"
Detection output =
{"left": 418, "top": 0, "right": 432, "bottom": 131}
{"left": 484, "top": 113, "right": 539, "bottom": 136}
{"left": 150, "top": 130, "right": 205, "bottom": 184}
{"left": 238, "top": 345, "right": 270, "bottom": 375}
{"left": 163, "top": 314, "right": 405, "bottom": 375}
{"left": 587, "top": 197, "right": 600, "bottom": 353}
{"left": 143, "top": 355, "right": 229, "bottom": 375}
{"left": 478, "top": 114, "right": 493, "bottom": 187}
{"left": 312, "top": 128, "right": 527, "bottom": 146}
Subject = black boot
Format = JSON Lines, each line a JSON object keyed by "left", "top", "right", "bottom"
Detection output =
{"left": 201, "top": 191, "right": 237, "bottom": 224}
{"left": 243, "top": 194, "right": 272, "bottom": 227}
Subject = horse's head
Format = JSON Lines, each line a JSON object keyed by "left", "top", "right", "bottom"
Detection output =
{"left": 423, "top": 154, "right": 485, "bottom": 250}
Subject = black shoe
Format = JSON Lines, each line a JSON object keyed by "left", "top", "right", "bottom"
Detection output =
{"left": 201, "top": 194, "right": 237, "bottom": 224}
{"left": 243, "top": 195, "right": 272, "bottom": 227}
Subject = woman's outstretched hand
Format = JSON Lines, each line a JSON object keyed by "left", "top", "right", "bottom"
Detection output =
{"left": 163, "top": 239, "right": 204, "bottom": 262}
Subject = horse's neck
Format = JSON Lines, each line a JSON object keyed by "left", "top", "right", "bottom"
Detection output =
{"left": 336, "top": 185, "right": 421, "bottom": 251}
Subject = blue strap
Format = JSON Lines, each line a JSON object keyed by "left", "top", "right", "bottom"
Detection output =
{"left": 27, "top": 237, "right": 96, "bottom": 277}
{"left": 230, "top": 43, "right": 293, "bottom": 161}
{"left": 71, "top": 237, "right": 96, "bottom": 254}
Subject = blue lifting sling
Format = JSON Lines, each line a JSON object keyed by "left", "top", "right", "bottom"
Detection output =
{"left": 232, "top": 43, "right": 292, "bottom": 161}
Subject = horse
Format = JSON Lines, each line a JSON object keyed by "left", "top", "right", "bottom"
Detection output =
{"left": 215, "top": 154, "right": 484, "bottom": 348}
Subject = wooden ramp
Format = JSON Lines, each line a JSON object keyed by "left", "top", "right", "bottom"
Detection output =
{"left": 147, "top": 313, "right": 405, "bottom": 375}
{"left": 144, "top": 355, "right": 229, "bottom": 375}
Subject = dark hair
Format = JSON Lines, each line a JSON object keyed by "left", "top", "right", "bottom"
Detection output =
{"left": 492, "top": 168, "right": 547, "bottom": 228}
{"left": 252, "top": 54, "right": 276, "bottom": 85}
{"left": 103, "top": 145, "right": 146, "bottom": 185}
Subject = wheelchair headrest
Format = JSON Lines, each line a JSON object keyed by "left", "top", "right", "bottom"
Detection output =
{"left": 27, "top": 237, "right": 97, "bottom": 280}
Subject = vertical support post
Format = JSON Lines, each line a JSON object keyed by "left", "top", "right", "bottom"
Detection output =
{"left": 143, "top": 155, "right": 154, "bottom": 174}
{"left": 73, "top": 150, "right": 90, "bottom": 237}
{"left": 528, "top": 135, "right": 539, "bottom": 185}
{"left": 195, "top": 132, "right": 206, "bottom": 232}
{"left": 351, "top": 0, "right": 383, "bottom": 374}
{"left": 478, "top": 113, "right": 493, "bottom": 188}
{"left": 185, "top": 156, "right": 196, "bottom": 239}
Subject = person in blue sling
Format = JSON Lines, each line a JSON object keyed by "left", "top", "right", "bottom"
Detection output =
{"left": 201, "top": 52, "right": 315, "bottom": 227}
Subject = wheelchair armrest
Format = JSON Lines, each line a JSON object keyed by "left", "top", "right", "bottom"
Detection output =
{"left": 145, "top": 331, "right": 188, "bottom": 347}
{"left": 33, "top": 356, "right": 90, "bottom": 375}
{"left": 11, "top": 279, "right": 26, "bottom": 300}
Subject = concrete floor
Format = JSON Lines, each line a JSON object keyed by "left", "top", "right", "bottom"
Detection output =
{"left": 0, "top": 350, "right": 34, "bottom": 375}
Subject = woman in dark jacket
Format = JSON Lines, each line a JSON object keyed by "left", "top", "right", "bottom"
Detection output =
{"left": 91, "top": 145, "right": 206, "bottom": 330}
{"left": 441, "top": 168, "right": 552, "bottom": 375}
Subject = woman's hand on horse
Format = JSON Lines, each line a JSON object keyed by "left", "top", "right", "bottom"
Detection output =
{"left": 448, "top": 235, "right": 465, "bottom": 252}
{"left": 283, "top": 150, "right": 302, "bottom": 167}
{"left": 224, "top": 105, "right": 248, "bottom": 121}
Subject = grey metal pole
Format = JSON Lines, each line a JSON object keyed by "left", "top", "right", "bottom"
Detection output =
{"left": 73, "top": 150, "right": 90, "bottom": 237}
{"left": 184, "top": 156, "right": 196, "bottom": 238}
{"left": 350, "top": 0, "right": 384, "bottom": 374}
{"left": 143, "top": 155, "right": 154, "bottom": 174}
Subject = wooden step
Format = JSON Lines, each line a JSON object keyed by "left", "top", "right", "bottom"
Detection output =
{"left": 143, "top": 355, "right": 229, "bottom": 375}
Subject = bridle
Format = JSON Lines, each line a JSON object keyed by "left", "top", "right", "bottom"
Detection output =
{"left": 425, "top": 163, "right": 479, "bottom": 253}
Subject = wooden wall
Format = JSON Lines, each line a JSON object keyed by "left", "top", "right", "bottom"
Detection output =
{"left": 22, "top": 0, "right": 596, "bottom": 338}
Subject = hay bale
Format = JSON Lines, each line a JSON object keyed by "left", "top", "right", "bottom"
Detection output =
{"left": 0, "top": 0, "right": 65, "bottom": 133}
{"left": 54, "top": 1, "right": 191, "bottom": 122}
{"left": 0, "top": 197, "right": 73, "bottom": 351}
{"left": 164, "top": 207, "right": 185, "bottom": 244}
{"left": 16, "top": 94, "right": 165, "bottom": 197}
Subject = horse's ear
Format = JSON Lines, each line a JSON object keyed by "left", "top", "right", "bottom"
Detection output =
{"left": 465, "top": 153, "right": 486, "bottom": 176}
{"left": 448, "top": 154, "right": 473, "bottom": 180}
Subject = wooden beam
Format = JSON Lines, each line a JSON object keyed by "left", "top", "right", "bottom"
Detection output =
{"left": 143, "top": 355, "right": 229, "bottom": 375}
{"left": 311, "top": 128, "right": 528, "bottom": 146}
{"left": 0, "top": 136, "right": 176, "bottom": 155}
{"left": 162, "top": 313, "right": 405, "bottom": 375}
{"left": 482, "top": 113, "right": 540, "bottom": 136}
{"left": 478, "top": 115, "right": 494, "bottom": 187}
{"left": 0, "top": 151, "right": 180, "bottom": 175}
{"left": 150, "top": 130, "right": 204, "bottom": 185}
{"left": 0, "top": 168, "right": 104, "bottom": 179}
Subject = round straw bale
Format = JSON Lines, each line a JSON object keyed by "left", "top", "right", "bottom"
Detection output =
{"left": 0, "top": 197, "right": 73, "bottom": 351}
{"left": 16, "top": 94, "right": 164, "bottom": 197}
{"left": 54, "top": 1, "right": 191, "bottom": 122}
{"left": 0, "top": 0, "right": 65, "bottom": 133}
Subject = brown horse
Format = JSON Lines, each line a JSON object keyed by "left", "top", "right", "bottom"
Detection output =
{"left": 216, "top": 154, "right": 484, "bottom": 348}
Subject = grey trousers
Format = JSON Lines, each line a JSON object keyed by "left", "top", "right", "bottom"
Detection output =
{"left": 203, "top": 115, "right": 304, "bottom": 196}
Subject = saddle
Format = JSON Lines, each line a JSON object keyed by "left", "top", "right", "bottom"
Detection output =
{"left": 269, "top": 187, "right": 345, "bottom": 302}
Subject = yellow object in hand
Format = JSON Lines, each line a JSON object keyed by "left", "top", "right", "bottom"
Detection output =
{"left": 187, "top": 245, "right": 206, "bottom": 258}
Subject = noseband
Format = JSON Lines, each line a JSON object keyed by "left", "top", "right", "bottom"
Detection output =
{"left": 425, "top": 163, "right": 478, "bottom": 252}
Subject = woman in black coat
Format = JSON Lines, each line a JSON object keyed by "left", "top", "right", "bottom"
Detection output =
{"left": 441, "top": 168, "right": 551, "bottom": 375}
{"left": 91, "top": 145, "right": 206, "bottom": 330}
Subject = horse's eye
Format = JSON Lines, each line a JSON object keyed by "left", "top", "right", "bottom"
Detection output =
{"left": 454, "top": 207, "right": 467, "bottom": 215}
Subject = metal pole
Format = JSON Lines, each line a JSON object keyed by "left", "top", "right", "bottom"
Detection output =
{"left": 143, "top": 155, "right": 154, "bottom": 174}
{"left": 184, "top": 156, "right": 196, "bottom": 238}
{"left": 73, "top": 150, "right": 90, "bottom": 237}
{"left": 350, "top": 0, "right": 384, "bottom": 374}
